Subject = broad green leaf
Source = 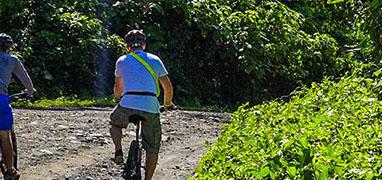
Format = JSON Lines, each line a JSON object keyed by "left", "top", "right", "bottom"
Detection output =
{"left": 256, "top": 167, "right": 270, "bottom": 179}
{"left": 287, "top": 166, "right": 297, "bottom": 177}
{"left": 373, "top": 70, "right": 382, "bottom": 77}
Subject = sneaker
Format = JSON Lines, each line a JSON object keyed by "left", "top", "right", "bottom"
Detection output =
{"left": 4, "top": 169, "right": 20, "bottom": 180}
{"left": 112, "top": 149, "right": 124, "bottom": 165}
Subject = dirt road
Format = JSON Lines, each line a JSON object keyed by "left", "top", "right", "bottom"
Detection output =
{"left": 11, "top": 108, "right": 229, "bottom": 180}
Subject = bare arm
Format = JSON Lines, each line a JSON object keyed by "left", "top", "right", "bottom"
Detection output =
{"left": 114, "top": 76, "right": 124, "bottom": 102}
{"left": 159, "top": 75, "right": 174, "bottom": 107}
{"left": 13, "top": 60, "right": 34, "bottom": 97}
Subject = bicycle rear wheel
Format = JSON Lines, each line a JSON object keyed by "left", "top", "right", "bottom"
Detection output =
{"left": 123, "top": 140, "right": 142, "bottom": 180}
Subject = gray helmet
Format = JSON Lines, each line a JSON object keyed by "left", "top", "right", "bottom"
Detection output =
{"left": 0, "top": 33, "right": 14, "bottom": 49}
{"left": 124, "top": 30, "right": 146, "bottom": 48}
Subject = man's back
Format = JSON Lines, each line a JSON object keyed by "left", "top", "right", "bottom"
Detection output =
{"left": 115, "top": 50, "right": 168, "bottom": 113}
{"left": 0, "top": 52, "right": 21, "bottom": 95}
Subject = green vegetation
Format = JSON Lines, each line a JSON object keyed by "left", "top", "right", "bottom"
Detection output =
{"left": 1, "top": 0, "right": 382, "bottom": 178}
{"left": 11, "top": 97, "right": 114, "bottom": 108}
{"left": 3, "top": 0, "right": 379, "bottom": 107}
{"left": 11, "top": 97, "right": 231, "bottom": 112}
{"left": 190, "top": 0, "right": 382, "bottom": 179}
{"left": 193, "top": 75, "right": 382, "bottom": 179}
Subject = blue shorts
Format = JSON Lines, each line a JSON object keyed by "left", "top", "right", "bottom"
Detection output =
{"left": 0, "top": 94, "right": 13, "bottom": 130}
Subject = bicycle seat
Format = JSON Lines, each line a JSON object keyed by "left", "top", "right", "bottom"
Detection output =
{"left": 129, "top": 115, "right": 144, "bottom": 125}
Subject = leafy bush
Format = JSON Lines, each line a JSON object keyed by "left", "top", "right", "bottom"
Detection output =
{"left": 1, "top": 0, "right": 116, "bottom": 97}
{"left": 362, "top": 0, "right": 382, "bottom": 61}
{"left": 109, "top": 0, "right": 355, "bottom": 106}
{"left": 11, "top": 97, "right": 114, "bottom": 108}
{"left": 193, "top": 76, "right": 382, "bottom": 179}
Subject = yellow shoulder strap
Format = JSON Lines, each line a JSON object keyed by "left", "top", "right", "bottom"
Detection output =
{"left": 129, "top": 52, "right": 160, "bottom": 96}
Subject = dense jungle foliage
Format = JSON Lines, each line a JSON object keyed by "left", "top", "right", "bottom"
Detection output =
{"left": 1, "top": 0, "right": 380, "bottom": 108}
{"left": 1, "top": 0, "right": 381, "bottom": 178}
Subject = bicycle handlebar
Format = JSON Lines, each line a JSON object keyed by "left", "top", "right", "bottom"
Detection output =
{"left": 9, "top": 91, "right": 31, "bottom": 102}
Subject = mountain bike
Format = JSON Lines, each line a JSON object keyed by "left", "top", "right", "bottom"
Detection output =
{"left": 122, "top": 105, "right": 176, "bottom": 180}
{"left": 0, "top": 92, "right": 29, "bottom": 180}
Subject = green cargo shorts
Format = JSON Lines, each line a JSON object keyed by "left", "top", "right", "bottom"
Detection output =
{"left": 110, "top": 105, "right": 161, "bottom": 154}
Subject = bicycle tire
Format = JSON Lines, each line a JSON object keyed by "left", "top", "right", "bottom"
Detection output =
{"left": 123, "top": 140, "right": 142, "bottom": 180}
